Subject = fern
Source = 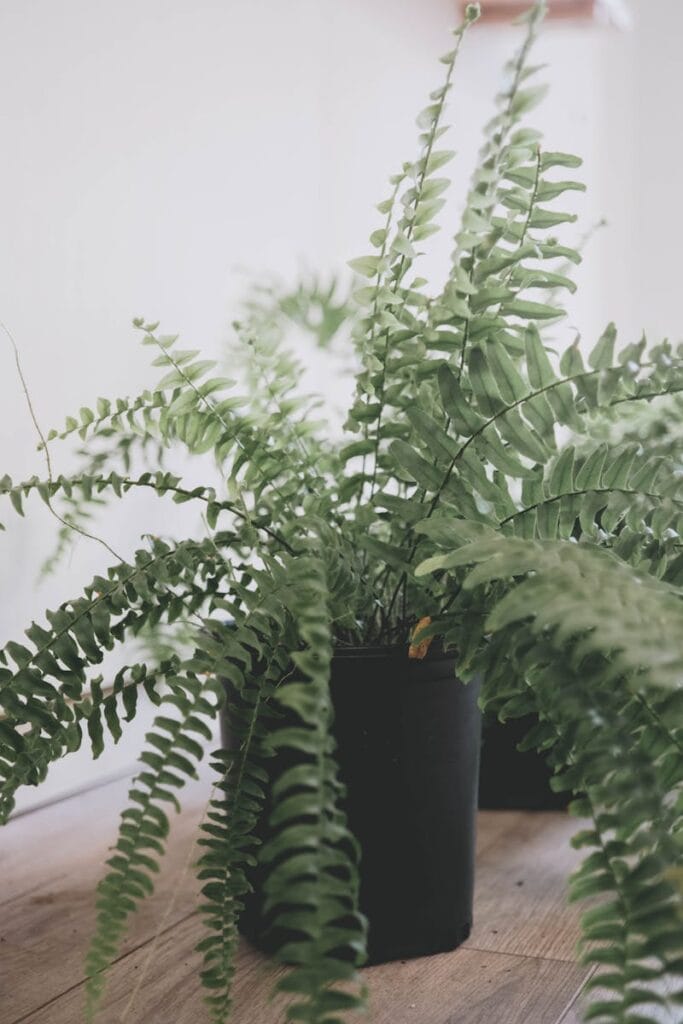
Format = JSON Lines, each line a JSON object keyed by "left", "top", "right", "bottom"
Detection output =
{"left": 418, "top": 537, "right": 683, "bottom": 1021}
{"left": 0, "top": 536, "right": 225, "bottom": 821}
{"left": 263, "top": 546, "right": 367, "bottom": 1022}
{"left": 3, "top": 4, "right": 683, "bottom": 1023}
{"left": 86, "top": 671, "right": 220, "bottom": 1014}
{"left": 195, "top": 624, "right": 286, "bottom": 1020}
{"left": 346, "top": 2, "right": 482, "bottom": 508}
{"left": 39, "top": 430, "right": 166, "bottom": 576}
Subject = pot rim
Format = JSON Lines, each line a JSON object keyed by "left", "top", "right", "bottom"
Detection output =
{"left": 332, "top": 641, "right": 453, "bottom": 661}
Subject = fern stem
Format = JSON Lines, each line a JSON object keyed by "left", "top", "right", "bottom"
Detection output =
{"left": 382, "top": 361, "right": 681, "bottom": 630}
{"left": 497, "top": 484, "right": 683, "bottom": 529}
{"left": 365, "top": 22, "right": 470, "bottom": 507}
{"left": 422, "top": 359, "right": 679, "bottom": 530}
{"left": 356, "top": 173, "right": 405, "bottom": 511}
{"left": 1, "top": 470, "right": 296, "bottom": 556}
{"left": 0, "top": 549, "right": 176, "bottom": 706}
{"left": 1, "top": 320, "right": 124, "bottom": 563}
{"left": 143, "top": 329, "right": 301, "bottom": 536}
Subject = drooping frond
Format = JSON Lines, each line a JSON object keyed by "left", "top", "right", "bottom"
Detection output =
{"left": 194, "top": 620, "right": 289, "bottom": 1022}
{"left": 3, "top": 6, "right": 683, "bottom": 1023}
{"left": 418, "top": 536, "right": 683, "bottom": 1021}
{"left": 0, "top": 537, "right": 226, "bottom": 821}
{"left": 421, "top": 537, "right": 683, "bottom": 692}
{"left": 0, "top": 469, "right": 283, "bottom": 548}
{"left": 262, "top": 546, "right": 368, "bottom": 1022}
{"left": 85, "top": 671, "right": 220, "bottom": 1017}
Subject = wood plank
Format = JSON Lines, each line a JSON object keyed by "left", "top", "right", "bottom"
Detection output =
{"left": 466, "top": 810, "right": 584, "bottom": 963}
{"left": 473, "top": 807, "right": 527, "bottom": 858}
{"left": 2, "top": 776, "right": 137, "bottom": 906}
{"left": 365, "top": 950, "right": 588, "bottom": 1024}
{"left": 561, "top": 979, "right": 675, "bottom": 1024}
{"left": 2, "top": 776, "right": 212, "bottom": 1021}
{"left": 16, "top": 917, "right": 589, "bottom": 1024}
{"left": 11, "top": 922, "right": 285, "bottom": 1024}
{"left": 3, "top": 774, "right": 592, "bottom": 1024}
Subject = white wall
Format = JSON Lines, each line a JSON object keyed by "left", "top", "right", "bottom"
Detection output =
{"left": 1, "top": 0, "right": 679, "bottom": 802}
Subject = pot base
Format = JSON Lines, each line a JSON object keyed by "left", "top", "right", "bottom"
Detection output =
{"left": 240, "top": 918, "right": 472, "bottom": 968}
{"left": 363, "top": 920, "right": 472, "bottom": 967}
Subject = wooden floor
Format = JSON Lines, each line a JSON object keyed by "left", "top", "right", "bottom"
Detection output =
{"left": 2, "top": 774, "right": 596, "bottom": 1024}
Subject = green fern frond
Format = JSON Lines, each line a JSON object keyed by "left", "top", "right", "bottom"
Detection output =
{"left": 4, "top": 7, "right": 683, "bottom": 1023}
{"left": 236, "top": 273, "right": 352, "bottom": 354}
{"left": 422, "top": 536, "right": 683, "bottom": 692}
{"left": 262, "top": 547, "right": 368, "bottom": 1022}
{"left": 346, "top": 2, "right": 480, "bottom": 506}
{"left": 418, "top": 536, "right": 683, "bottom": 1021}
{"left": 74, "top": 660, "right": 167, "bottom": 757}
{"left": 0, "top": 537, "right": 225, "bottom": 821}
{"left": 196, "top": 632, "right": 285, "bottom": 1022}
{"left": 0, "top": 468, "right": 277, "bottom": 541}
{"left": 85, "top": 671, "right": 220, "bottom": 1017}
{"left": 498, "top": 441, "right": 683, "bottom": 572}
{"left": 392, "top": 335, "right": 683, "bottom": 547}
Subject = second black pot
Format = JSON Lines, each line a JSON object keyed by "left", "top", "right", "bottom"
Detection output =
{"left": 223, "top": 645, "right": 482, "bottom": 966}
{"left": 478, "top": 714, "right": 570, "bottom": 811}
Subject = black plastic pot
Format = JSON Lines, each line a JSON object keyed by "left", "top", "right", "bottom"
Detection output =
{"left": 222, "top": 646, "right": 482, "bottom": 966}
{"left": 478, "top": 714, "right": 570, "bottom": 811}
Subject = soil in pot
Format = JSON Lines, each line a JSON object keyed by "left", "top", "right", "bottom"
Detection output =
{"left": 222, "top": 645, "right": 482, "bottom": 966}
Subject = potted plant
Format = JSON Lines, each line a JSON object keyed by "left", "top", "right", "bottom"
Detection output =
{"left": 2, "top": 3, "right": 683, "bottom": 1022}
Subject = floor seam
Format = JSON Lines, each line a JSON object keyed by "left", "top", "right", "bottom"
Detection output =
{"left": 8, "top": 909, "right": 198, "bottom": 1024}
{"left": 555, "top": 963, "right": 597, "bottom": 1023}
{"left": 461, "top": 942, "right": 585, "bottom": 968}
{"left": 8, "top": 768, "right": 135, "bottom": 822}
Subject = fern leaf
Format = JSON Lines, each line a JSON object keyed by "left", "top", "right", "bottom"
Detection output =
{"left": 195, "top": 626, "right": 286, "bottom": 1022}
{"left": 85, "top": 673, "right": 220, "bottom": 1016}
{"left": 263, "top": 548, "right": 367, "bottom": 1022}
